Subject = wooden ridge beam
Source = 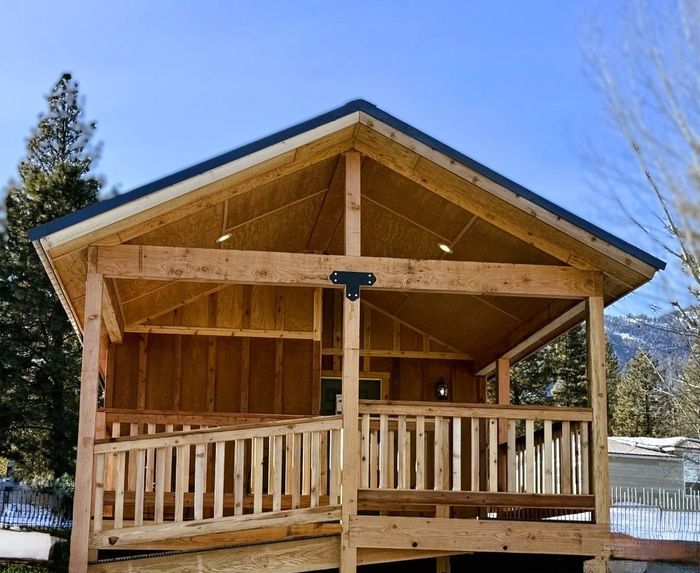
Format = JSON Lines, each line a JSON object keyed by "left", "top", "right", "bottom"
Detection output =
{"left": 97, "top": 245, "right": 601, "bottom": 299}
{"left": 348, "top": 516, "right": 610, "bottom": 556}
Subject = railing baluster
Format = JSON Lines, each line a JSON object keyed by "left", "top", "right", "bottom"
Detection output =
{"left": 581, "top": 422, "right": 590, "bottom": 494}
{"left": 330, "top": 428, "right": 342, "bottom": 503}
{"left": 133, "top": 449, "right": 145, "bottom": 526}
{"left": 175, "top": 445, "right": 187, "bottom": 521}
{"left": 292, "top": 433, "right": 302, "bottom": 509}
{"left": 272, "top": 435, "right": 283, "bottom": 511}
{"left": 164, "top": 424, "right": 174, "bottom": 493}
{"left": 398, "top": 415, "right": 408, "bottom": 490}
{"left": 234, "top": 439, "right": 245, "bottom": 515}
{"left": 416, "top": 416, "right": 425, "bottom": 490}
{"left": 370, "top": 428, "right": 378, "bottom": 489}
{"left": 145, "top": 423, "right": 156, "bottom": 493}
{"left": 310, "top": 431, "right": 320, "bottom": 508}
{"left": 194, "top": 443, "right": 206, "bottom": 520}
{"left": 488, "top": 418, "right": 498, "bottom": 492}
{"left": 127, "top": 423, "right": 138, "bottom": 492}
{"left": 452, "top": 417, "right": 461, "bottom": 491}
{"left": 507, "top": 420, "right": 516, "bottom": 492}
{"left": 302, "top": 432, "right": 311, "bottom": 496}
{"left": 525, "top": 419, "right": 535, "bottom": 494}
{"left": 114, "top": 451, "right": 126, "bottom": 529}
{"left": 253, "top": 436, "right": 264, "bottom": 514}
{"left": 214, "top": 441, "right": 225, "bottom": 518}
{"left": 543, "top": 420, "right": 553, "bottom": 494}
{"left": 561, "top": 420, "right": 572, "bottom": 494}
{"left": 155, "top": 447, "right": 166, "bottom": 524}
{"left": 434, "top": 416, "right": 446, "bottom": 491}
{"left": 388, "top": 429, "right": 395, "bottom": 489}
{"left": 379, "top": 414, "right": 389, "bottom": 489}
{"left": 470, "top": 418, "right": 479, "bottom": 492}
{"left": 361, "top": 414, "right": 370, "bottom": 488}
{"left": 320, "top": 431, "right": 328, "bottom": 497}
{"left": 92, "top": 453, "right": 105, "bottom": 532}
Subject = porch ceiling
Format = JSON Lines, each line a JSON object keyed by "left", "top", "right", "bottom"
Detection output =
{"left": 38, "top": 103, "right": 662, "bottom": 368}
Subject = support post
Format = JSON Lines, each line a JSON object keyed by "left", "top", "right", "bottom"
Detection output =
{"left": 587, "top": 294, "right": 610, "bottom": 525}
{"left": 341, "top": 150, "right": 361, "bottom": 573}
{"left": 496, "top": 357, "right": 510, "bottom": 492}
{"left": 70, "top": 247, "right": 104, "bottom": 573}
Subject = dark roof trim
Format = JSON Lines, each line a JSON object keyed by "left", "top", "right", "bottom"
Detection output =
{"left": 28, "top": 99, "right": 666, "bottom": 270}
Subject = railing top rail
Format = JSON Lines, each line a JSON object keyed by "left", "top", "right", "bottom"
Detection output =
{"left": 358, "top": 400, "right": 592, "bottom": 422}
{"left": 94, "top": 415, "right": 342, "bottom": 454}
{"left": 100, "top": 408, "right": 302, "bottom": 426}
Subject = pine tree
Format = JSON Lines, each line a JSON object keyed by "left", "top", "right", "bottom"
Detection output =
{"left": 551, "top": 325, "right": 589, "bottom": 407}
{"left": 676, "top": 340, "right": 700, "bottom": 438}
{"left": 510, "top": 344, "right": 555, "bottom": 406}
{"left": 605, "top": 340, "right": 622, "bottom": 432}
{"left": 610, "top": 350, "right": 672, "bottom": 437}
{"left": 0, "top": 73, "right": 100, "bottom": 480}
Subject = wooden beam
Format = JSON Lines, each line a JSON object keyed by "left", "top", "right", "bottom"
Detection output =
{"left": 341, "top": 150, "right": 361, "bottom": 573}
{"left": 125, "top": 324, "right": 315, "bottom": 340}
{"left": 70, "top": 247, "right": 104, "bottom": 573}
{"left": 348, "top": 516, "right": 610, "bottom": 556}
{"left": 88, "top": 536, "right": 340, "bottom": 573}
{"left": 90, "top": 505, "right": 340, "bottom": 548}
{"left": 587, "top": 296, "right": 610, "bottom": 525}
{"left": 354, "top": 116, "right": 656, "bottom": 283}
{"left": 322, "top": 348, "right": 472, "bottom": 361}
{"left": 357, "top": 489, "right": 595, "bottom": 510}
{"left": 101, "top": 279, "right": 123, "bottom": 343}
{"left": 97, "top": 245, "right": 600, "bottom": 299}
{"left": 474, "top": 301, "right": 586, "bottom": 375}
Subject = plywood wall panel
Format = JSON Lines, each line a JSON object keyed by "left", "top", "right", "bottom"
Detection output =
{"left": 180, "top": 337, "right": 208, "bottom": 411}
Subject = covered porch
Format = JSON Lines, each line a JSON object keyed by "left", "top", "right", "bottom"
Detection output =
{"left": 29, "top": 100, "right": 663, "bottom": 572}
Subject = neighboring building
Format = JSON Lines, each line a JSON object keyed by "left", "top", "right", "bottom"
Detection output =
{"left": 609, "top": 437, "right": 684, "bottom": 491}
{"left": 610, "top": 437, "right": 700, "bottom": 493}
{"left": 29, "top": 100, "right": 665, "bottom": 572}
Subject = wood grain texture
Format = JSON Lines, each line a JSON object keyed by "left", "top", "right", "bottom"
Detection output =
{"left": 97, "top": 245, "right": 600, "bottom": 299}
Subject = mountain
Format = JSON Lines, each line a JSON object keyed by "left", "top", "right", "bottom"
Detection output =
{"left": 605, "top": 313, "right": 690, "bottom": 377}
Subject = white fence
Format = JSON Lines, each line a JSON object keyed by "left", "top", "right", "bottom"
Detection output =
{"left": 611, "top": 487, "right": 700, "bottom": 542}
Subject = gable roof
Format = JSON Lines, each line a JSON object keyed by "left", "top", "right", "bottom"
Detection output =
{"left": 27, "top": 99, "right": 665, "bottom": 271}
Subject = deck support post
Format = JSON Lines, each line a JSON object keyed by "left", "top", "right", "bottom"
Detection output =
{"left": 496, "top": 357, "right": 510, "bottom": 492}
{"left": 587, "top": 293, "right": 610, "bottom": 525}
{"left": 70, "top": 247, "right": 104, "bottom": 573}
{"left": 340, "top": 150, "right": 362, "bottom": 573}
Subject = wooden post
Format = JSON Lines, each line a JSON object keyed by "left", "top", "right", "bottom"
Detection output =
{"left": 69, "top": 247, "right": 104, "bottom": 573}
{"left": 341, "top": 151, "right": 361, "bottom": 573}
{"left": 587, "top": 294, "right": 610, "bottom": 525}
{"left": 496, "top": 358, "right": 510, "bottom": 491}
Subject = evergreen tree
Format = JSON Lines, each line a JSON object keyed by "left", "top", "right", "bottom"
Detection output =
{"left": 610, "top": 350, "right": 672, "bottom": 437}
{"left": 676, "top": 341, "right": 700, "bottom": 438}
{"left": 551, "top": 325, "right": 588, "bottom": 407}
{"left": 0, "top": 73, "right": 100, "bottom": 479}
{"left": 605, "top": 340, "right": 622, "bottom": 432}
{"left": 510, "top": 344, "right": 555, "bottom": 406}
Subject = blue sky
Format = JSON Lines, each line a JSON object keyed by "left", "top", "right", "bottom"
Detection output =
{"left": 0, "top": 1, "right": 682, "bottom": 315}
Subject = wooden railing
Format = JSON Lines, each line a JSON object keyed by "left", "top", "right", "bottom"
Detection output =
{"left": 358, "top": 400, "right": 593, "bottom": 509}
{"left": 90, "top": 415, "right": 342, "bottom": 548}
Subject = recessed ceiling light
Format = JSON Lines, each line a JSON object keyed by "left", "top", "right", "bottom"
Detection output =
{"left": 438, "top": 242, "right": 453, "bottom": 254}
{"left": 216, "top": 233, "right": 231, "bottom": 243}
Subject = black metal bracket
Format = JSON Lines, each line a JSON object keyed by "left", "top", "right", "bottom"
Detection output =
{"left": 329, "top": 270, "right": 376, "bottom": 301}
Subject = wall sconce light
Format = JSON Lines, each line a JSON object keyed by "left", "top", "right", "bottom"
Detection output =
{"left": 435, "top": 377, "right": 449, "bottom": 401}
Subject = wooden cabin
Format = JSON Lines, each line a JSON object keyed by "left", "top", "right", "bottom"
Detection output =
{"left": 30, "top": 100, "right": 665, "bottom": 572}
